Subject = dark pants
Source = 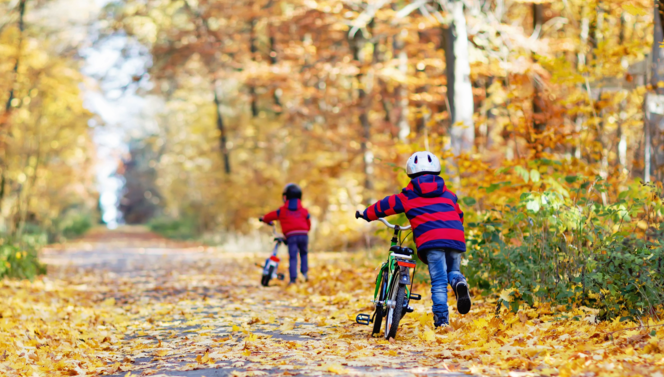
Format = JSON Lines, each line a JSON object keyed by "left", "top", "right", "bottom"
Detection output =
{"left": 287, "top": 235, "right": 308, "bottom": 282}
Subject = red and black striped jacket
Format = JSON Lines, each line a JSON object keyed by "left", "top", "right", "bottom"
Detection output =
{"left": 361, "top": 175, "right": 465, "bottom": 263}
{"left": 263, "top": 199, "right": 311, "bottom": 238}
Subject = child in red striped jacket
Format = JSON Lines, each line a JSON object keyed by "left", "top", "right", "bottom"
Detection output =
{"left": 358, "top": 152, "right": 471, "bottom": 327}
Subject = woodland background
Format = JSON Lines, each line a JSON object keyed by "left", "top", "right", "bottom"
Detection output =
{"left": 1, "top": 0, "right": 664, "bottom": 316}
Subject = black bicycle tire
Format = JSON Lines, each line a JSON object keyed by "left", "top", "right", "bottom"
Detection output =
{"left": 372, "top": 270, "right": 387, "bottom": 335}
{"left": 261, "top": 265, "right": 275, "bottom": 287}
{"left": 385, "top": 283, "right": 406, "bottom": 340}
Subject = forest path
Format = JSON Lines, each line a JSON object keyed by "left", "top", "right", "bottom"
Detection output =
{"left": 41, "top": 227, "right": 470, "bottom": 377}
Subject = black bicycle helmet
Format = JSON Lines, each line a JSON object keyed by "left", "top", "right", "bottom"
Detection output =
{"left": 282, "top": 183, "right": 302, "bottom": 200}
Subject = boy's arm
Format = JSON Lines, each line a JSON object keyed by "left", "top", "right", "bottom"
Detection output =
{"left": 304, "top": 209, "right": 311, "bottom": 230}
{"left": 361, "top": 193, "right": 406, "bottom": 221}
{"left": 454, "top": 196, "right": 464, "bottom": 224}
{"left": 261, "top": 210, "right": 279, "bottom": 224}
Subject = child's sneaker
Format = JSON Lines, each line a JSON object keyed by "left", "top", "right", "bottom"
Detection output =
{"left": 302, "top": 273, "right": 308, "bottom": 282}
{"left": 433, "top": 314, "right": 448, "bottom": 328}
{"left": 454, "top": 281, "right": 471, "bottom": 314}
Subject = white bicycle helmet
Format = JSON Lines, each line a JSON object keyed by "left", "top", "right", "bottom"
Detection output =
{"left": 406, "top": 151, "right": 441, "bottom": 178}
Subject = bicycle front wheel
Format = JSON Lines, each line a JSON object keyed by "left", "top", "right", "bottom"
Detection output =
{"left": 372, "top": 270, "right": 388, "bottom": 336}
{"left": 384, "top": 282, "right": 406, "bottom": 340}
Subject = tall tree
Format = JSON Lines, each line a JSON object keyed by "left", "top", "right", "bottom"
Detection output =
{"left": 394, "top": 27, "right": 410, "bottom": 141}
{"left": 532, "top": 2, "right": 545, "bottom": 135}
{"left": 647, "top": 0, "right": 664, "bottom": 182}
{"left": 268, "top": 22, "right": 282, "bottom": 114}
{"left": 182, "top": 0, "right": 232, "bottom": 174}
{"left": 214, "top": 85, "right": 232, "bottom": 174}
{"left": 349, "top": 30, "right": 374, "bottom": 200}
{"left": 0, "top": 0, "right": 27, "bottom": 207}
{"left": 249, "top": 14, "right": 259, "bottom": 117}
{"left": 443, "top": 0, "right": 475, "bottom": 155}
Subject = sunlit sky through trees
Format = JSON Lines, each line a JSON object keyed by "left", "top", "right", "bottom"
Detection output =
{"left": 82, "top": 1, "right": 152, "bottom": 228}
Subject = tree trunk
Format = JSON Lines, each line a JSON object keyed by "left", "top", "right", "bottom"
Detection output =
{"left": 3, "top": 0, "right": 26, "bottom": 118}
{"left": 573, "top": 8, "right": 589, "bottom": 160}
{"left": 617, "top": 13, "right": 627, "bottom": 171}
{"left": 213, "top": 86, "right": 231, "bottom": 174}
{"left": 372, "top": 28, "right": 392, "bottom": 135}
{"left": 647, "top": 0, "right": 664, "bottom": 182}
{"left": 0, "top": 0, "right": 27, "bottom": 207}
{"left": 532, "top": 3, "right": 545, "bottom": 135}
{"left": 416, "top": 31, "right": 430, "bottom": 140}
{"left": 350, "top": 32, "right": 373, "bottom": 200}
{"left": 394, "top": 31, "right": 410, "bottom": 141}
{"left": 443, "top": 0, "right": 474, "bottom": 155}
{"left": 249, "top": 17, "right": 259, "bottom": 117}
{"left": 269, "top": 28, "right": 282, "bottom": 114}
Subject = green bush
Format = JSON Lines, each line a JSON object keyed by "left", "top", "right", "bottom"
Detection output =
{"left": 148, "top": 216, "right": 199, "bottom": 240}
{"left": 465, "top": 178, "right": 664, "bottom": 320}
{"left": 0, "top": 241, "right": 45, "bottom": 279}
{"left": 60, "top": 214, "right": 93, "bottom": 240}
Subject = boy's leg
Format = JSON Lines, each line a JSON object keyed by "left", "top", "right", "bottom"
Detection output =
{"left": 426, "top": 249, "right": 450, "bottom": 327}
{"left": 298, "top": 235, "right": 309, "bottom": 279}
{"left": 287, "top": 237, "right": 299, "bottom": 283}
{"left": 445, "top": 250, "right": 471, "bottom": 314}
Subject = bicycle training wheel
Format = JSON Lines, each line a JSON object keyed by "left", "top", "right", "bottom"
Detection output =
{"left": 261, "top": 265, "right": 275, "bottom": 287}
{"left": 384, "top": 281, "right": 406, "bottom": 340}
{"left": 372, "top": 270, "right": 388, "bottom": 336}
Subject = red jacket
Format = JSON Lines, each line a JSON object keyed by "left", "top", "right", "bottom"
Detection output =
{"left": 262, "top": 199, "right": 311, "bottom": 238}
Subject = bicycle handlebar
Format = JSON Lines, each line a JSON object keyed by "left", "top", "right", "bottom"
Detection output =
{"left": 355, "top": 210, "right": 411, "bottom": 230}
{"left": 378, "top": 218, "right": 411, "bottom": 230}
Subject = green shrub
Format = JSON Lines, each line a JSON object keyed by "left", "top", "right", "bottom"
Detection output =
{"left": 0, "top": 241, "right": 45, "bottom": 279}
{"left": 465, "top": 178, "right": 664, "bottom": 320}
{"left": 60, "top": 214, "right": 93, "bottom": 240}
{"left": 18, "top": 223, "right": 49, "bottom": 246}
{"left": 148, "top": 216, "right": 199, "bottom": 240}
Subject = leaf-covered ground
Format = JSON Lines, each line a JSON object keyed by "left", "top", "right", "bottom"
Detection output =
{"left": 1, "top": 228, "right": 664, "bottom": 377}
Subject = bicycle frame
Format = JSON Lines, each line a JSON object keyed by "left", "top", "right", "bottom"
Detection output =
{"left": 262, "top": 238, "right": 282, "bottom": 275}
{"left": 259, "top": 224, "right": 286, "bottom": 286}
{"left": 373, "top": 225, "right": 416, "bottom": 307}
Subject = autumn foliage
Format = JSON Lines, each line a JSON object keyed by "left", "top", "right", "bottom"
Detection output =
{"left": 1, "top": 0, "right": 664, "bottom": 374}
{"left": 0, "top": 0, "right": 98, "bottom": 268}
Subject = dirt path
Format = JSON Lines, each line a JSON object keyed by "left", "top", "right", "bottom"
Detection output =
{"left": 40, "top": 228, "right": 469, "bottom": 377}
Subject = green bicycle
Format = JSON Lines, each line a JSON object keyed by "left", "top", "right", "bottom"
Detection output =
{"left": 355, "top": 212, "right": 421, "bottom": 339}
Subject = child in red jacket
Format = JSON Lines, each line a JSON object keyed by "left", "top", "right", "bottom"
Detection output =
{"left": 260, "top": 184, "right": 311, "bottom": 284}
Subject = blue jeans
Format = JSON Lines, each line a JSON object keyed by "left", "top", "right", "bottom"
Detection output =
{"left": 426, "top": 249, "right": 466, "bottom": 326}
{"left": 287, "top": 235, "right": 308, "bottom": 282}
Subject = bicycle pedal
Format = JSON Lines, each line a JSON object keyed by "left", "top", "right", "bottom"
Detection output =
{"left": 277, "top": 273, "right": 285, "bottom": 280}
{"left": 355, "top": 313, "right": 371, "bottom": 326}
{"left": 410, "top": 293, "right": 422, "bottom": 301}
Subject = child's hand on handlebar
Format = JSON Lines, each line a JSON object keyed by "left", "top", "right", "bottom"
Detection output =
{"left": 259, "top": 217, "right": 274, "bottom": 226}
{"left": 355, "top": 211, "right": 369, "bottom": 222}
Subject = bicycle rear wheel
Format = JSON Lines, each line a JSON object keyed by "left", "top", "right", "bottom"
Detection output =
{"left": 384, "top": 281, "right": 406, "bottom": 340}
{"left": 261, "top": 265, "right": 275, "bottom": 287}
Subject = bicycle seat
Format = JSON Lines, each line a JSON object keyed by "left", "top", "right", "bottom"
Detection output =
{"left": 389, "top": 246, "right": 413, "bottom": 256}
{"left": 402, "top": 247, "right": 414, "bottom": 256}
